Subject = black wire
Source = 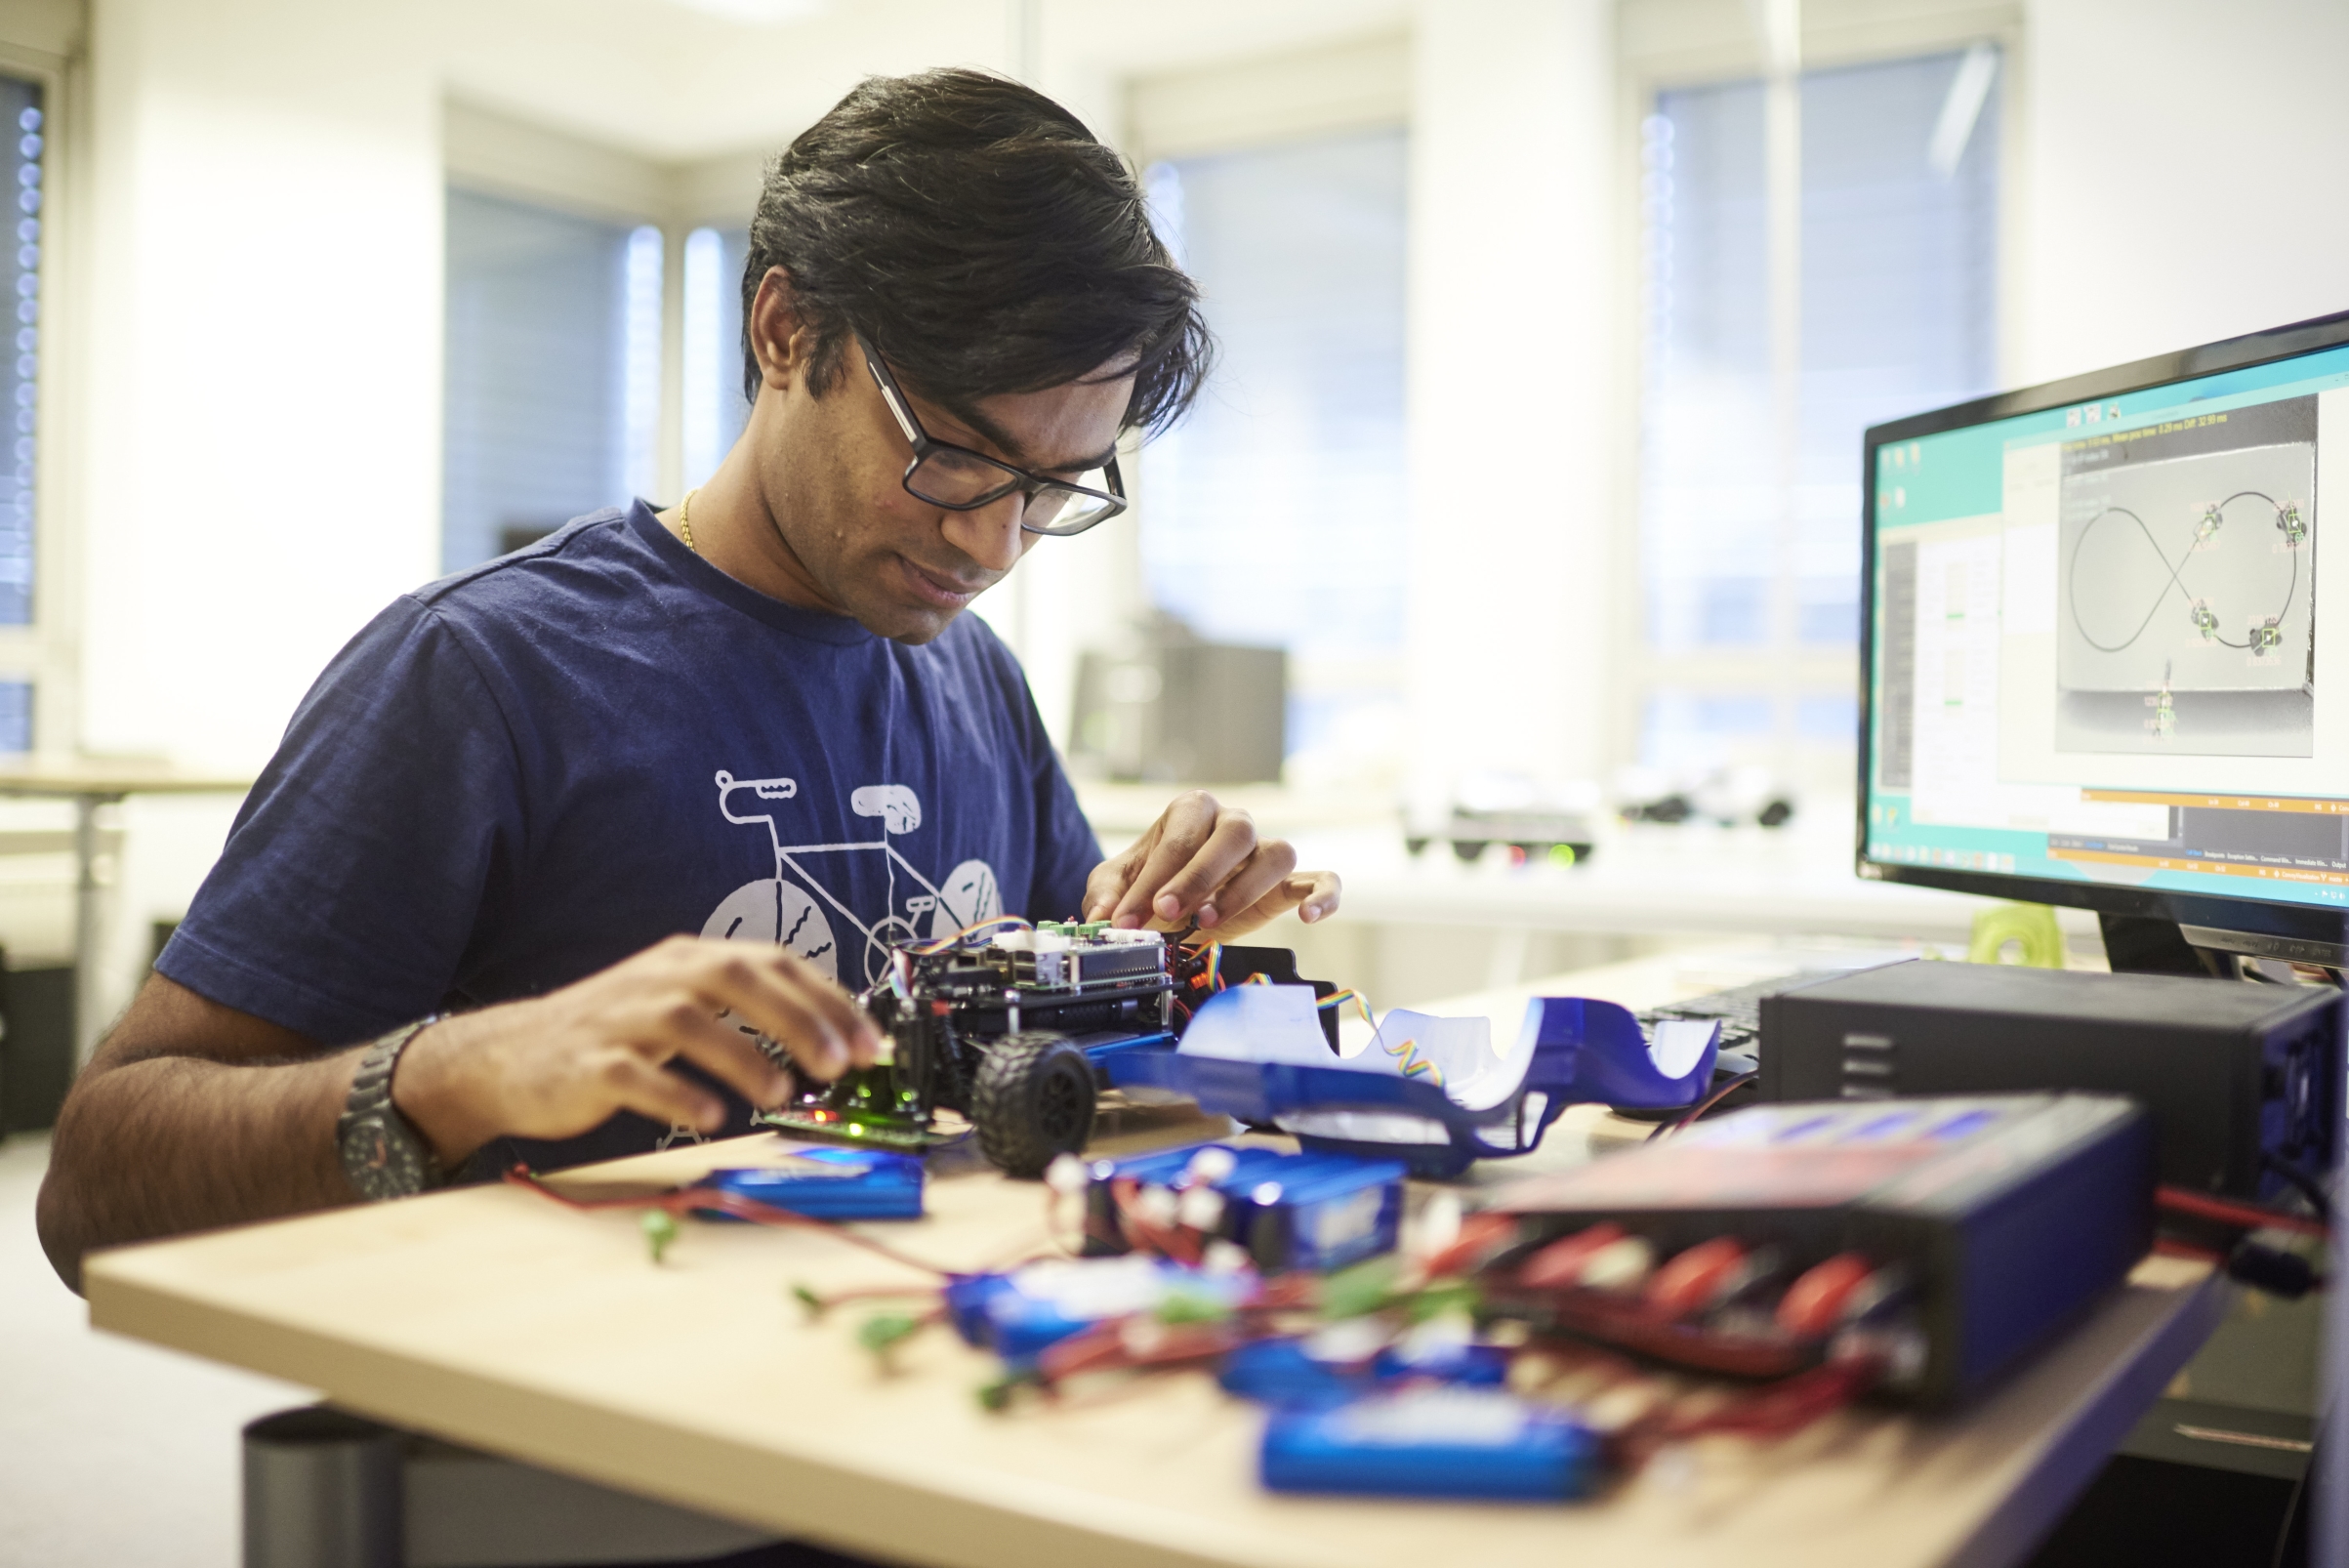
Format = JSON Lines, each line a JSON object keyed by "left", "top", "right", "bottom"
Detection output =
{"left": 2069, "top": 507, "right": 2185, "bottom": 653}
{"left": 2268, "top": 1421, "right": 2316, "bottom": 1568}
{"left": 2262, "top": 1151, "right": 2334, "bottom": 1224}
{"left": 2067, "top": 491, "right": 2302, "bottom": 654}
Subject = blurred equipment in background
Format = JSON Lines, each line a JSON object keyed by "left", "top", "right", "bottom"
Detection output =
{"left": 497, "top": 521, "right": 563, "bottom": 557}
{"left": 0, "top": 952, "right": 71, "bottom": 1134}
{"left": 1070, "top": 611, "right": 1286, "bottom": 784}
{"left": 1616, "top": 763, "right": 1796, "bottom": 829}
{"left": 1402, "top": 775, "right": 1601, "bottom": 865}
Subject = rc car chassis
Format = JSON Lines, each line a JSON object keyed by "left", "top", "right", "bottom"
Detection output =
{"left": 762, "top": 922, "right": 1330, "bottom": 1176}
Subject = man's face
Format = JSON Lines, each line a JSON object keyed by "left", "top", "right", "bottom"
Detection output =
{"left": 744, "top": 285, "right": 1135, "bottom": 644}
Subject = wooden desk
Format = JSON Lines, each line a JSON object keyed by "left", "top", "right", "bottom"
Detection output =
{"left": 83, "top": 954, "right": 2226, "bottom": 1568}
{"left": 0, "top": 758, "right": 251, "bottom": 1061}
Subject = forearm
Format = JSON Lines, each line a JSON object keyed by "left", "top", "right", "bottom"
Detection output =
{"left": 36, "top": 1047, "right": 358, "bottom": 1293}
{"left": 35, "top": 938, "right": 870, "bottom": 1294}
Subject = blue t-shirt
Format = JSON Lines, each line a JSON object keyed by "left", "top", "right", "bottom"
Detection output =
{"left": 157, "top": 502, "right": 1102, "bottom": 1170}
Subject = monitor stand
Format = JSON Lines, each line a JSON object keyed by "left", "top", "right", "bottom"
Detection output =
{"left": 2098, "top": 913, "right": 2234, "bottom": 978}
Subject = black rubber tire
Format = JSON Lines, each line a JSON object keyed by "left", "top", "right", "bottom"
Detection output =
{"left": 971, "top": 1032, "right": 1097, "bottom": 1177}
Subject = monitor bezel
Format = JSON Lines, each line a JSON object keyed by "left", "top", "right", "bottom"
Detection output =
{"left": 1856, "top": 306, "right": 2349, "bottom": 960}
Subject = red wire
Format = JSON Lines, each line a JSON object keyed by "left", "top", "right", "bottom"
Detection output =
{"left": 1687, "top": 1356, "right": 1881, "bottom": 1438}
{"left": 503, "top": 1166, "right": 955, "bottom": 1276}
{"left": 2157, "top": 1184, "right": 2328, "bottom": 1239}
{"left": 2153, "top": 1237, "right": 2228, "bottom": 1265}
{"left": 1108, "top": 1176, "right": 1201, "bottom": 1264}
{"left": 1605, "top": 1355, "right": 1880, "bottom": 1472}
{"left": 1648, "top": 1070, "right": 1760, "bottom": 1141}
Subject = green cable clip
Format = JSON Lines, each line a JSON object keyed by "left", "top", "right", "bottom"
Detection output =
{"left": 1967, "top": 901, "right": 2065, "bottom": 969}
{"left": 640, "top": 1208, "right": 680, "bottom": 1264}
{"left": 856, "top": 1311, "right": 926, "bottom": 1371}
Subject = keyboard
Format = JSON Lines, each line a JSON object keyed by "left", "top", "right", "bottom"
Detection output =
{"left": 1635, "top": 975, "right": 1798, "bottom": 1055}
{"left": 1617, "top": 973, "right": 1834, "bottom": 1121}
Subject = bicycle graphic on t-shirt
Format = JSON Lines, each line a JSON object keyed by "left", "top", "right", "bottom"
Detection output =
{"left": 698, "top": 769, "right": 1002, "bottom": 988}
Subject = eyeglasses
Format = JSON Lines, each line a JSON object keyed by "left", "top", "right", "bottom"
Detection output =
{"left": 855, "top": 330, "right": 1128, "bottom": 538}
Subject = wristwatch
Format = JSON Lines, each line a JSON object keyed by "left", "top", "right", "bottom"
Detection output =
{"left": 337, "top": 1017, "right": 445, "bottom": 1201}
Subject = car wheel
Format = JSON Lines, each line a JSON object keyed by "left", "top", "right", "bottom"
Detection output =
{"left": 971, "top": 1032, "right": 1096, "bottom": 1178}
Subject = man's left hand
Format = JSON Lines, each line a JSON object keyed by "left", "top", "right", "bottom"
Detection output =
{"left": 1082, "top": 790, "right": 1340, "bottom": 940}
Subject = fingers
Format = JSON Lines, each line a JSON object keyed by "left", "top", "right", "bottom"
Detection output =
{"left": 1202, "top": 870, "right": 1342, "bottom": 941}
{"left": 592, "top": 1049, "right": 729, "bottom": 1135}
{"left": 653, "top": 1003, "right": 801, "bottom": 1109}
{"left": 1082, "top": 844, "right": 1143, "bottom": 923}
{"left": 673, "top": 941, "right": 881, "bottom": 1081}
{"left": 1107, "top": 792, "right": 1240, "bottom": 929}
{"left": 1294, "top": 869, "right": 1341, "bottom": 924}
{"left": 1191, "top": 838, "right": 1297, "bottom": 931}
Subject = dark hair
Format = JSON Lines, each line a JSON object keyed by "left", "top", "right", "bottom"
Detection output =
{"left": 742, "top": 68, "right": 1211, "bottom": 439}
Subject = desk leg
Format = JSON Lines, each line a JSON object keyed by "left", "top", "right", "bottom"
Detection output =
{"left": 244, "top": 1406, "right": 781, "bottom": 1567}
{"left": 71, "top": 791, "right": 103, "bottom": 1067}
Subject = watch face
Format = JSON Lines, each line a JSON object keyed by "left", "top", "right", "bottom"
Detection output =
{"left": 344, "top": 1112, "right": 423, "bottom": 1200}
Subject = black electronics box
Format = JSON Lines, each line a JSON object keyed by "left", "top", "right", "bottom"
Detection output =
{"left": 1756, "top": 961, "right": 2340, "bottom": 1200}
{"left": 1485, "top": 1094, "right": 2156, "bottom": 1407}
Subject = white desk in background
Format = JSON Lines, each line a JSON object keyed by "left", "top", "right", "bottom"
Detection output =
{"left": 0, "top": 758, "right": 251, "bottom": 1062}
{"left": 1072, "top": 782, "right": 2072, "bottom": 951}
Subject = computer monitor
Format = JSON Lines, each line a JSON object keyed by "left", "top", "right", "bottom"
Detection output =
{"left": 1859, "top": 309, "right": 2349, "bottom": 969}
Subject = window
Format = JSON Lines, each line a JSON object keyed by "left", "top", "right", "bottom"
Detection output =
{"left": 681, "top": 225, "right": 753, "bottom": 491}
{"left": 441, "top": 188, "right": 665, "bottom": 572}
{"left": 0, "top": 74, "right": 38, "bottom": 635}
{"left": 1636, "top": 45, "right": 2001, "bottom": 779}
{"left": 1138, "top": 126, "right": 1408, "bottom": 776}
{"left": 0, "top": 65, "right": 47, "bottom": 757}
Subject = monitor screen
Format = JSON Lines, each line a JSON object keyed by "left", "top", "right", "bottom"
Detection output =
{"left": 1860, "top": 311, "right": 2349, "bottom": 963}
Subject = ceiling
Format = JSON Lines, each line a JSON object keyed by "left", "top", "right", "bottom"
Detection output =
{"left": 433, "top": 0, "right": 1412, "bottom": 164}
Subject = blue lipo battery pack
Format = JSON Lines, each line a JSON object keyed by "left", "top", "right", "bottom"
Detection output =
{"left": 1084, "top": 1142, "right": 1406, "bottom": 1273}
{"left": 945, "top": 1258, "right": 1254, "bottom": 1365}
{"left": 694, "top": 1147, "right": 926, "bottom": 1221}
{"left": 1260, "top": 1388, "right": 1604, "bottom": 1502}
{"left": 1220, "top": 1337, "right": 1512, "bottom": 1410}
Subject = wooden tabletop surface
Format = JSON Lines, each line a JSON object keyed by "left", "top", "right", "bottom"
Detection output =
{"left": 82, "top": 949, "right": 2228, "bottom": 1568}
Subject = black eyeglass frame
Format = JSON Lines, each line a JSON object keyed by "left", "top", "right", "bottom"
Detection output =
{"left": 854, "top": 330, "right": 1128, "bottom": 537}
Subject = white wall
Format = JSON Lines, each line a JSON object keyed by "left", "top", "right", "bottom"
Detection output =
{"left": 74, "top": 0, "right": 449, "bottom": 1022}
{"left": 1404, "top": 0, "right": 1620, "bottom": 798}
{"left": 81, "top": 0, "right": 445, "bottom": 770}
{"left": 2013, "top": 0, "right": 2349, "bottom": 387}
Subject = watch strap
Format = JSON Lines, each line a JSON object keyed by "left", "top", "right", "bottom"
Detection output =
{"left": 338, "top": 1016, "right": 443, "bottom": 1199}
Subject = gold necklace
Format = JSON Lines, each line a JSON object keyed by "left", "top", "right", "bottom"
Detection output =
{"left": 680, "top": 488, "right": 699, "bottom": 554}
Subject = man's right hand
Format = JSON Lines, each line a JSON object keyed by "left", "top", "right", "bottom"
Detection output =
{"left": 393, "top": 935, "right": 884, "bottom": 1168}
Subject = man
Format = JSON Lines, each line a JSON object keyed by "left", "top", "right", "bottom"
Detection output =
{"left": 37, "top": 69, "right": 1339, "bottom": 1289}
